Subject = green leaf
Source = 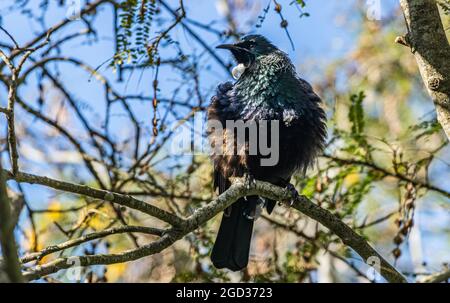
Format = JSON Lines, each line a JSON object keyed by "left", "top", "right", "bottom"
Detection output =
{"left": 296, "top": 0, "right": 306, "bottom": 8}
{"left": 348, "top": 91, "right": 366, "bottom": 135}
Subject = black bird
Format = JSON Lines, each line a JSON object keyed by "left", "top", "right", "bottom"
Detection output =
{"left": 208, "top": 35, "right": 327, "bottom": 271}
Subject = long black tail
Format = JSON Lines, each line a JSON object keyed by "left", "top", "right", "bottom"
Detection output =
{"left": 211, "top": 196, "right": 259, "bottom": 271}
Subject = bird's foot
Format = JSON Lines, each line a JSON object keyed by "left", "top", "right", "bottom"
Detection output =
{"left": 285, "top": 183, "right": 300, "bottom": 206}
{"left": 244, "top": 173, "right": 256, "bottom": 189}
{"left": 243, "top": 201, "right": 264, "bottom": 221}
{"left": 223, "top": 206, "right": 232, "bottom": 217}
{"left": 244, "top": 209, "right": 256, "bottom": 220}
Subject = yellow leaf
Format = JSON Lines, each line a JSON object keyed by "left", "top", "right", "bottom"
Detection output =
{"left": 43, "top": 200, "right": 62, "bottom": 222}
{"left": 344, "top": 173, "right": 360, "bottom": 187}
{"left": 105, "top": 263, "right": 127, "bottom": 282}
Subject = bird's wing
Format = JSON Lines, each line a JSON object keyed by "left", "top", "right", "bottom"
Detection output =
{"left": 208, "top": 82, "right": 234, "bottom": 193}
{"left": 275, "top": 75, "right": 325, "bottom": 123}
{"left": 207, "top": 81, "right": 234, "bottom": 124}
{"left": 297, "top": 77, "right": 323, "bottom": 104}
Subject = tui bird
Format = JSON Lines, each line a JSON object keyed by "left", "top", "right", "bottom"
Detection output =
{"left": 208, "top": 35, "right": 327, "bottom": 271}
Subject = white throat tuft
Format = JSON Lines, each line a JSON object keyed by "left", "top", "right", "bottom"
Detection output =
{"left": 232, "top": 63, "right": 246, "bottom": 80}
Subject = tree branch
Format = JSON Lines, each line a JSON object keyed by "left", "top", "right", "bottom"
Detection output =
{"left": 0, "top": 162, "right": 24, "bottom": 282}
{"left": 419, "top": 268, "right": 450, "bottom": 283}
{"left": 399, "top": 0, "right": 450, "bottom": 139}
{"left": 18, "top": 176, "right": 406, "bottom": 283}
{"left": 3, "top": 170, "right": 184, "bottom": 227}
{"left": 324, "top": 154, "right": 450, "bottom": 198}
{"left": 0, "top": 27, "right": 53, "bottom": 174}
{"left": 21, "top": 226, "right": 164, "bottom": 264}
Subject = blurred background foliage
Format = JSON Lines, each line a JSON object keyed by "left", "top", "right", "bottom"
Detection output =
{"left": 0, "top": 0, "right": 448, "bottom": 282}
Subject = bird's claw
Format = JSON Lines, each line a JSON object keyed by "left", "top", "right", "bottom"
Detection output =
{"left": 243, "top": 199, "right": 264, "bottom": 221}
{"left": 285, "top": 183, "right": 299, "bottom": 206}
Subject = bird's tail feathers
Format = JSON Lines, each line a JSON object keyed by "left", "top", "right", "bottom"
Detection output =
{"left": 211, "top": 196, "right": 259, "bottom": 271}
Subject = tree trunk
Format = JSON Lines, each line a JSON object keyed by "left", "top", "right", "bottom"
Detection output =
{"left": 0, "top": 163, "right": 23, "bottom": 282}
{"left": 399, "top": 0, "right": 450, "bottom": 140}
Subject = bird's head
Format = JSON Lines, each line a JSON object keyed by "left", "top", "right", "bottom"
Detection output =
{"left": 217, "top": 35, "right": 278, "bottom": 78}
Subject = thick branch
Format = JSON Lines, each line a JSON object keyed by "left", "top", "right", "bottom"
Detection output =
{"left": 399, "top": 0, "right": 450, "bottom": 139}
{"left": 419, "top": 268, "right": 450, "bottom": 283}
{"left": 21, "top": 178, "right": 406, "bottom": 283}
{"left": 0, "top": 163, "right": 24, "bottom": 282}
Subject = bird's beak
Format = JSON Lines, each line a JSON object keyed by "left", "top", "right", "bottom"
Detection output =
{"left": 216, "top": 42, "right": 254, "bottom": 67}
{"left": 216, "top": 43, "right": 238, "bottom": 50}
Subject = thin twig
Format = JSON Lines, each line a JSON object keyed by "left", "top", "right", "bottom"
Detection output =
{"left": 21, "top": 225, "right": 165, "bottom": 264}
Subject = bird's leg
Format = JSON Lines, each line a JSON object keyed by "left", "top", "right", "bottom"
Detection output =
{"left": 243, "top": 173, "right": 256, "bottom": 189}
{"left": 237, "top": 173, "right": 256, "bottom": 220}
{"left": 223, "top": 206, "right": 232, "bottom": 217}
{"left": 243, "top": 209, "right": 255, "bottom": 220}
{"left": 254, "top": 197, "right": 265, "bottom": 220}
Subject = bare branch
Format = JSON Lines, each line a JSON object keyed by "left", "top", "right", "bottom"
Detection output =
{"left": 21, "top": 225, "right": 164, "bottom": 264}
{"left": 21, "top": 178, "right": 407, "bottom": 283}
{"left": 0, "top": 27, "right": 54, "bottom": 175}
{"left": 0, "top": 26, "right": 20, "bottom": 49}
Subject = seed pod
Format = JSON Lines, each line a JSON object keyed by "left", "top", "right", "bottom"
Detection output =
{"left": 316, "top": 179, "right": 322, "bottom": 193}
{"left": 280, "top": 20, "right": 288, "bottom": 28}
{"left": 392, "top": 248, "right": 402, "bottom": 259}
{"left": 400, "top": 226, "right": 409, "bottom": 236}
{"left": 405, "top": 219, "right": 414, "bottom": 228}
{"left": 405, "top": 199, "right": 414, "bottom": 210}
{"left": 393, "top": 234, "right": 403, "bottom": 245}
{"left": 275, "top": 3, "right": 282, "bottom": 13}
